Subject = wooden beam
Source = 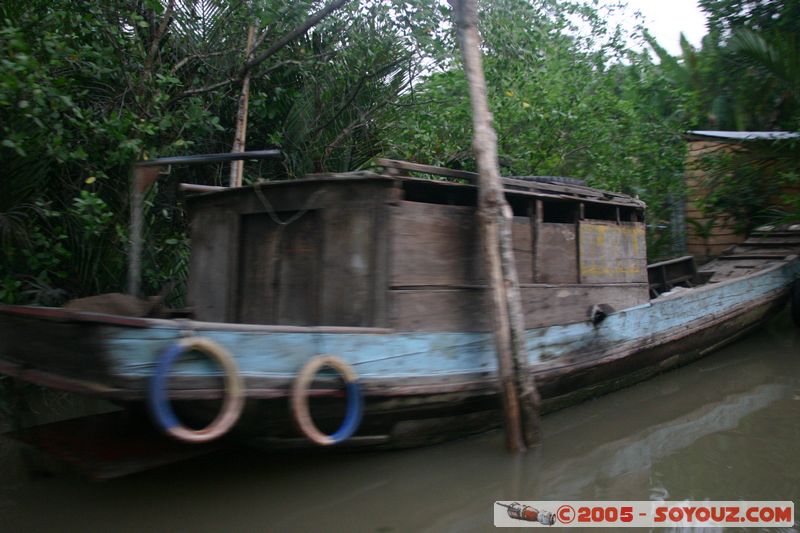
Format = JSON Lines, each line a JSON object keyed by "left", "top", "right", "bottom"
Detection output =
{"left": 532, "top": 199, "right": 542, "bottom": 283}
{"left": 377, "top": 158, "right": 477, "bottom": 182}
{"left": 179, "top": 183, "right": 227, "bottom": 193}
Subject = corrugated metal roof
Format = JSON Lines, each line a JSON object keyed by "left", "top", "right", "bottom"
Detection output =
{"left": 687, "top": 130, "right": 800, "bottom": 141}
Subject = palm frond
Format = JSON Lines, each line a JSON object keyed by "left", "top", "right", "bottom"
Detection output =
{"left": 729, "top": 29, "right": 800, "bottom": 101}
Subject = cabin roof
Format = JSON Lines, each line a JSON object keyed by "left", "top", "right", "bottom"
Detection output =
{"left": 393, "top": 174, "right": 644, "bottom": 208}
{"left": 185, "top": 168, "right": 645, "bottom": 210}
{"left": 686, "top": 130, "right": 800, "bottom": 142}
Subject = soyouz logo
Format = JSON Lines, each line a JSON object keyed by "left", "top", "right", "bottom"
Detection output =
{"left": 495, "top": 502, "right": 556, "bottom": 525}
{"left": 494, "top": 501, "right": 794, "bottom": 528}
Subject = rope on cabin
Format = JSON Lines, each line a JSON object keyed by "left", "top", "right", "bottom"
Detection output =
{"left": 253, "top": 183, "right": 327, "bottom": 226}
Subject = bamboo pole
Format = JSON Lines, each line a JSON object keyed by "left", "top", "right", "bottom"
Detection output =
{"left": 450, "top": 0, "right": 541, "bottom": 452}
{"left": 229, "top": 25, "right": 256, "bottom": 188}
{"left": 128, "top": 173, "right": 144, "bottom": 297}
{"left": 128, "top": 166, "right": 161, "bottom": 296}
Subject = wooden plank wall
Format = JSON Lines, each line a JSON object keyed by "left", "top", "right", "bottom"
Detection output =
{"left": 685, "top": 141, "right": 741, "bottom": 257}
{"left": 388, "top": 200, "right": 649, "bottom": 332}
{"left": 187, "top": 181, "right": 650, "bottom": 331}
{"left": 187, "top": 180, "right": 395, "bottom": 326}
{"left": 391, "top": 284, "right": 649, "bottom": 332}
{"left": 579, "top": 221, "right": 647, "bottom": 284}
{"left": 683, "top": 140, "right": 799, "bottom": 257}
{"left": 237, "top": 211, "right": 321, "bottom": 325}
{"left": 320, "top": 204, "right": 379, "bottom": 326}
{"left": 537, "top": 224, "right": 578, "bottom": 283}
{"left": 389, "top": 201, "right": 531, "bottom": 286}
{"left": 236, "top": 205, "right": 379, "bottom": 326}
{"left": 685, "top": 161, "right": 746, "bottom": 255}
{"left": 187, "top": 208, "right": 239, "bottom": 322}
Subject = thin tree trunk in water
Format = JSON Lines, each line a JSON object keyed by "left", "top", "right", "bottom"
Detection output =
{"left": 230, "top": 25, "right": 256, "bottom": 188}
{"left": 449, "top": 0, "right": 541, "bottom": 452}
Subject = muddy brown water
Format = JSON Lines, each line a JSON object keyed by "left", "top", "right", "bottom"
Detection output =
{"left": 1, "top": 312, "right": 798, "bottom": 532}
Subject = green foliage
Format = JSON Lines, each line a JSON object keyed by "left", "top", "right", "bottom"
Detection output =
{"left": 386, "top": 0, "right": 687, "bottom": 256}
{"left": 685, "top": 216, "right": 720, "bottom": 258}
{"left": 697, "top": 154, "right": 774, "bottom": 232}
{"left": 0, "top": 199, "right": 69, "bottom": 305}
{"left": 5, "top": 0, "right": 795, "bottom": 304}
{"left": 700, "top": 0, "right": 800, "bottom": 36}
{"left": 660, "top": 0, "right": 800, "bottom": 231}
{"left": 0, "top": 0, "right": 449, "bottom": 302}
{"left": 730, "top": 29, "right": 800, "bottom": 92}
{"left": 694, "top": 139, "right": 800, "bottom": 234}
{"left": 262, "top": 2, "right": 436, "bottom": 177}
{"left": 771, "top": 169, "right": 800, "bottom": 225}
{"left": 0, "top": 0, "right": 227, "bottom": 303}
{"left": 649, "top": 0, "right": 800, "bottom": 132}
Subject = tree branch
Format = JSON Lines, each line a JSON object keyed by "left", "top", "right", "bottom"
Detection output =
{"left": 180, "top": 2, "right": 349, "bottom": 99}
{"left": 252, "top": 28, "right": 271, "bottom": 51}
{"left": 310, "top": 57, "right": 407, "bottom": 139}
{"left": 182, "top": 77, "right": 238, "bottom": 97}
{"left": 242, "top": 0, "right": 350, "bottom": 75}
{"left": 320, "top": 76, "right": 415, "bottom": 167}
{"left": 170, "top": 48, "right": 238, "bottom": 75}
{"left": 143, "top": 0, "right": 176, "bottom": 80}
{"left": 260, "top": 49, "right": 341, "bottom": 75}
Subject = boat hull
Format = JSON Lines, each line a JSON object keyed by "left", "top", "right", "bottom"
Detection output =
{"left": 0, "top": 256, "right": 797, "bottom": 448}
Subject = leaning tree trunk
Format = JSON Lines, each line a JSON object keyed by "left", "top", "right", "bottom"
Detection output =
{"left": 450, "top": 0, "right": 541, "bottom": 452}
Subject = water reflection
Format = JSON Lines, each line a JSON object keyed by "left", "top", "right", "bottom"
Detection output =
{"left": 2, "top": 313, "right": 798, "bottom": 532}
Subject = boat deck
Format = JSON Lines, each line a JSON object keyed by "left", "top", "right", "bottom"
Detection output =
{"left": 701, "top": 225, "right": 800, "bottom": 282}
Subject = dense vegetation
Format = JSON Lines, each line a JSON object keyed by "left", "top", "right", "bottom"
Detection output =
{"left": 649, "top": 0, "right": 800, "bottom": 236}
{"left": 1, "top": 0, "right": 797, "bottom": 306}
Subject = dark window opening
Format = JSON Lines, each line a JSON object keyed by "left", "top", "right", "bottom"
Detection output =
{"left": 401, "top": 180, "right": 532, "bottom": 217}
{"left": 543, "top": 201, "right": 577, "bottom": 223}
{"left": 584, "top": 203, "right": 618, "bottom": 221}
{"left": 401, "top": 180, "right": 476, "bottom": 206}
{"left": 507, "top": 195, "right": 532, "bottom": 217}
{"left": 620, "top": 207, "right": 640, "bottom": 222}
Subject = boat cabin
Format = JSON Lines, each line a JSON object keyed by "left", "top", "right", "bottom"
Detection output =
{"left": 185, "top": 160, "right": 648, "bottom": 331}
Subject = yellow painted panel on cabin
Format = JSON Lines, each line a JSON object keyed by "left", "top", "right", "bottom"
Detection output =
{"left": 579, "top": 222, "right": 647, "bottom": 283}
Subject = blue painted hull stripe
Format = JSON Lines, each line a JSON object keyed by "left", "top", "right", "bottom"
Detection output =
{"left": 106, "top": 260, "right": 799, "bottom": 380}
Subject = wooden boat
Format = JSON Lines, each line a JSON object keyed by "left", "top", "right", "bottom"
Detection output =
{"left": 1, "top": 155, "right": 799, "bottom": 448}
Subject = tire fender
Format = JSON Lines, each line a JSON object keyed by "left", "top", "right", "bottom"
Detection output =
{"left": 149, "top": 337, "right": 245, "bottom": 443}
{"left": 290, "top": 355, "right": 363, "bottom": 446}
